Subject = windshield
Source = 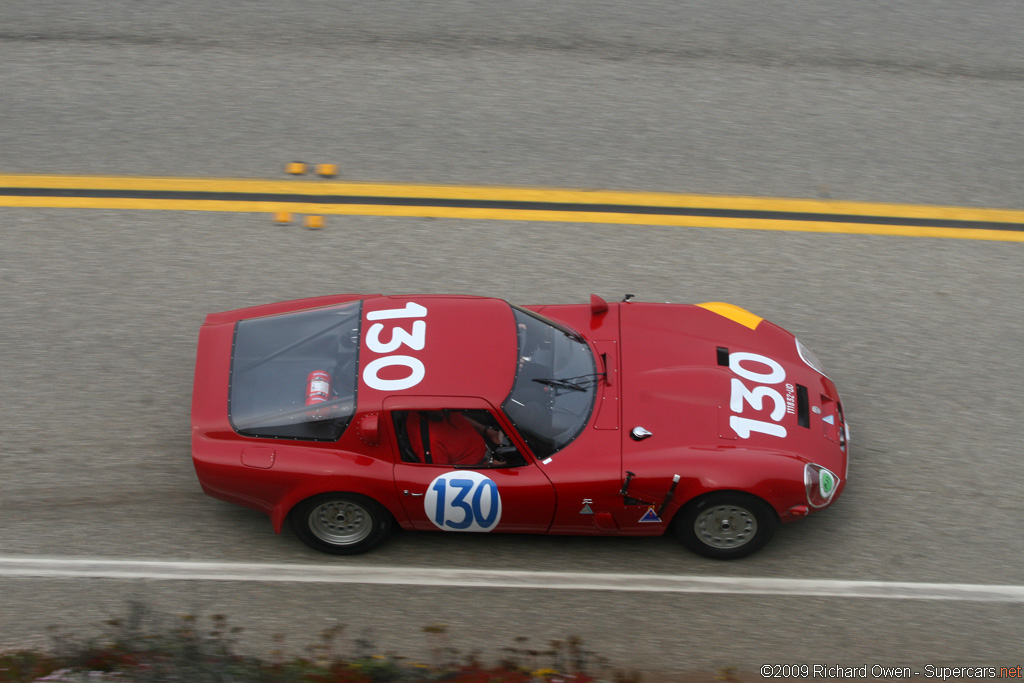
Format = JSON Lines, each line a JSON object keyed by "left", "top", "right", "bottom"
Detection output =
{"left": 502, "top": 306, "right": 597, "bottom": 458}
{"left": 229, "top": 302, "right": 361, "bottom": 441}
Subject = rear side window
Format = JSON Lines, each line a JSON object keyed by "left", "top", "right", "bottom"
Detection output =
{"left": 229, "top": 302, "right": 361, "bottom": 441}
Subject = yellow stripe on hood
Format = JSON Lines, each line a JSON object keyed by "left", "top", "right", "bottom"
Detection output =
{"left": 696, "top": 302, "right": 764, "bottom": 330}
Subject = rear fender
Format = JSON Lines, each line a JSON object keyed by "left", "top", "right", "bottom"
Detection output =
{"left": 271, "top": 476, "right": 404, "bottom": 533}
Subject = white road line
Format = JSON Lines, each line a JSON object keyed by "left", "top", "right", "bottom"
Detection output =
{"left": 1, "top": 557, "right": 1022, "bottom": 603}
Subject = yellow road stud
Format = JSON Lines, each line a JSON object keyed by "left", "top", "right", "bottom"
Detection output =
{"left": 315, "top": 163, "right": 338, "bottom": 178}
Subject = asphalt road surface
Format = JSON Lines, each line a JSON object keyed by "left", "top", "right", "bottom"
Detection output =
{"left": 1, "top": 1, "right": 1022, "bottom": 678}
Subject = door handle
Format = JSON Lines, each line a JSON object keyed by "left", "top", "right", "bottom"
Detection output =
{"left": 403, "top": 490, "right": 424, "bottom": 497}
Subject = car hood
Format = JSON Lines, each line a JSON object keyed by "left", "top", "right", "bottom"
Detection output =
{"left": 618, "top": 303, "right": 846, "bottom": 476}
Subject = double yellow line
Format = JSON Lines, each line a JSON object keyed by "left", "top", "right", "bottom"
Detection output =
{"left": 3, "top": 173, "right": 1023, "bottom": 242}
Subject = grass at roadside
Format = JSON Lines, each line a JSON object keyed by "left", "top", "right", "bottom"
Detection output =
{"left": 0, "top": 602, "right": 644, "bottom": 683}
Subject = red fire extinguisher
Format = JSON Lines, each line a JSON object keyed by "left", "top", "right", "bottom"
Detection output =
{"left": 305, "top": 370, "right": 331, "bottom": 415}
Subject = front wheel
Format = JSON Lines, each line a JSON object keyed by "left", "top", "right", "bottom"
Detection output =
{"left": 675, "top": 492, "right": 777, "bottom": 560}
{"left": 289, "top": 493, "right": 392, "bottom": 555}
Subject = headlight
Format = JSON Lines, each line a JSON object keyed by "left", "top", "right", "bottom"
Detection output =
{"left": 805, "top": 463, "right": 840, "bottom": 508}
{"left": 796, "top": 338, "right": 828, "bottom": 377}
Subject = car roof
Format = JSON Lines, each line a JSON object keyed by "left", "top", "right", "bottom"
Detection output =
{"left": 357, "top": 295, "right": 518, "bottom": 409}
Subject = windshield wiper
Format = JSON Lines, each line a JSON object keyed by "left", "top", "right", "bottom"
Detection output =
{"left": 533, "top": 377, "right": 586, "bottom": 392}
{"left": 532, "top": 373, "right": 605, "bottom": 393}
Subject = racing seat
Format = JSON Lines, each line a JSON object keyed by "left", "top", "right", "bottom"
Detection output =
{"left": 392, "top": 411, "right": 423, "bottom": 463}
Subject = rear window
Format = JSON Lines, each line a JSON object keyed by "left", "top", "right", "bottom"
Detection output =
{"left": 229, "top": 302, "right": 361, "bottom": 441}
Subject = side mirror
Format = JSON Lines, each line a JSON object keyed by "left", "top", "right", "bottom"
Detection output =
{"left": 590, "top": 294, "right": 609, "bottom": 315}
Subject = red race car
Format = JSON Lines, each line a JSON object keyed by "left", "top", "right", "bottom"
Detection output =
{"left": 191, "top": 294, "right": 848, "bottom": 559}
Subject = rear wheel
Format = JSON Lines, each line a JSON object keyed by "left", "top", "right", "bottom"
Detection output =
{"left": 675, "top": 492, "right": 777, "bottom": 559}
{"left": 289, "top": 493, "right": 392, "bottom": 555}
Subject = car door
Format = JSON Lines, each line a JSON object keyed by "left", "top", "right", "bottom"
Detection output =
{"left": 386, "top": 397, "right": 557, "bottom": 533}
{"left": 531, "top": 427, "right": 626, "bottom": 534}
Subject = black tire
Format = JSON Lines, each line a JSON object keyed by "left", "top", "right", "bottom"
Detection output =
{"left": 289, "top": 493, "right": 392, "bottom": 555}
{"left": 675, "top": 492, "right": 777, "bottom": 560}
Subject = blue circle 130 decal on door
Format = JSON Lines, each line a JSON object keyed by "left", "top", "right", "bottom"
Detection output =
{"left": 424, "top": 471, "right": 502, "bottom": 532}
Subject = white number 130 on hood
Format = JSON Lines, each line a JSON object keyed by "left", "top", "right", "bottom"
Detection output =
{"left": 728, "top": 352, "right": 787, "bottom": 439}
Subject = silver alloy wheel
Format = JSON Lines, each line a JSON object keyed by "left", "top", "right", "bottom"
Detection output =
{"left": 308, "top": 499, "right": 373, "bottom": 546}
{"left": 693, "top": 503, "right": 758, "bottom": 549}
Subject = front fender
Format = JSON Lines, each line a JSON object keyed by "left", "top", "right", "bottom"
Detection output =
{"left": 630, "top": 447, "right": 808, "bottom": 522}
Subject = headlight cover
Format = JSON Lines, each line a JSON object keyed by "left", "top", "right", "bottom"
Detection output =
{"left": 805, "top": 463, "right": 840, "bottom": 508}
{"left": 796, "top": 338, "right": 828, "bottom": 377}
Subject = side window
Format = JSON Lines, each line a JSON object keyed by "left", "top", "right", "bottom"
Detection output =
{"left": 391, "top": 409, "right": 525, "bottom": 468}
